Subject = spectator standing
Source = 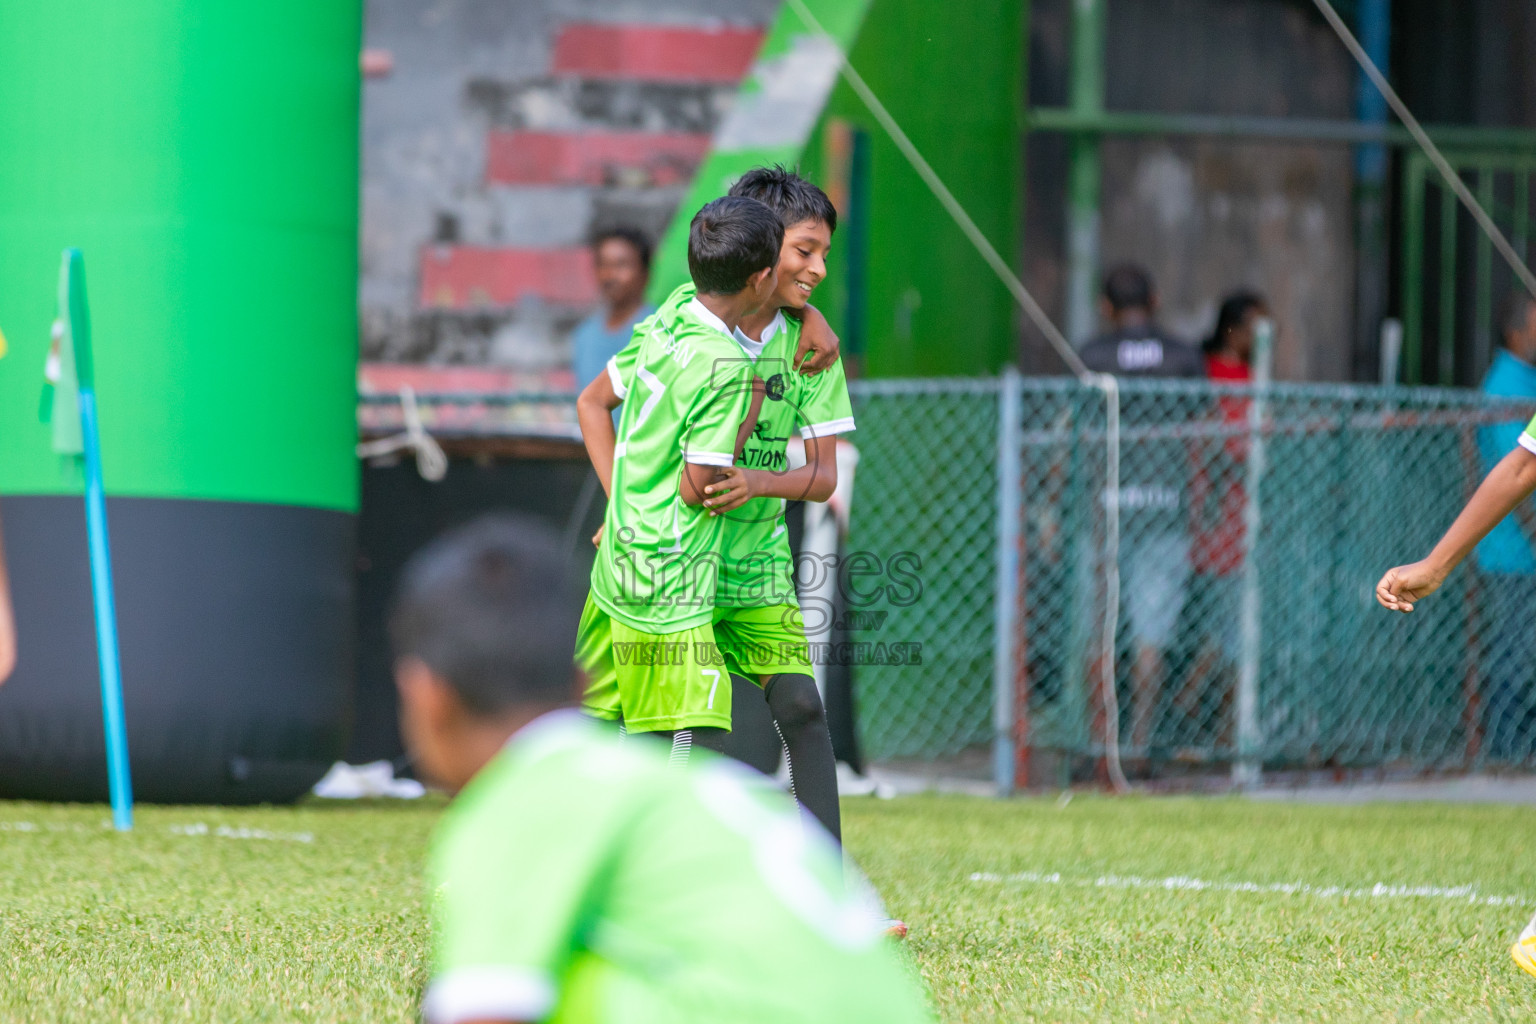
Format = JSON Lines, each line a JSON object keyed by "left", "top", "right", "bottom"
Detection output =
{"left": 571, "top": 229, "right": 655, "bottom": 426}
{"left": 1179, "top": 292, "right": 1267, "bottom": 749}
{"left": 1079, "top": 264, "right": 1204, "bottom": 759}
{"left": 1473, "top": 290, "right": 1536, "bottom": 758}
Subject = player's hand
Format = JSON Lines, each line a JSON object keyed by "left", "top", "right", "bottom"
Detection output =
{"left": 703, "top": 466, "right": 759, "bottom": 514}
{"left": 793, "top": 307, "right": 840, "bottom": 376}
{"left": 1375, "top": 560, "right": 1446, "bottom": 613}
{"left": 591, "top": 524, "right": 604, "bottom": 548}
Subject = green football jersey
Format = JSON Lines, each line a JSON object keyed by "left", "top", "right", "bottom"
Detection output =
{"left": 720, "top": 309, "right": 855, "bottom": 609}
{"left": 424, "top": 711, "right": 932, "bottom": 1024}
{"left": 589, "top": 286, "right": 755, "bottom": 633}
{"left": 1523, "top": 412, "right": 1536, "bottom": 450}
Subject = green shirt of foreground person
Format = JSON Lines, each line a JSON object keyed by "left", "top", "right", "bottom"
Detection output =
{"left": 391, "top": 516, "right": 932, "bottom": 1024}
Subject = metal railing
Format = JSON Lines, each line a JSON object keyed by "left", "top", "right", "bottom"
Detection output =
{"left": 845, "top": 375, "right": 1536, "bottom": 790}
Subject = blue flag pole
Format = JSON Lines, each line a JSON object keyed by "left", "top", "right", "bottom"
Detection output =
{"left": 64, "top": 248, "right": 134, "bottom": 830}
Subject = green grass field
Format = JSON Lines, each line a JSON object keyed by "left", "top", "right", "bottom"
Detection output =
{"left": 2, "top": 793, "right": 1533, "bottom": 1022}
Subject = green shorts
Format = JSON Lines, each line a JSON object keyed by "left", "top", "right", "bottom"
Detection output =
{"left": 712, "top": 604, "right": 813, "bottom": 681}
{"left": 575, "top": 595, "right": 730, "bottom": 733}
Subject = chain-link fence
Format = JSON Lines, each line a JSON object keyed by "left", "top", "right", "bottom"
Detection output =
{"left": 845, "top": 375, "right": 1536, "bottom": 787}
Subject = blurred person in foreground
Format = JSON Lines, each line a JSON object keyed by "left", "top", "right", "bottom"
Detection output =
{"left": 1375, "top": 289, "right": 1536, "bottom": 981}
{"left": 1177, "top": 292, "right": 1268, "bottom": 749}
{"left": 1078, "top": 264, "right": 1204, "bottom": 759}
{"left": 393, "top": 516, "right": 932, "bottom": 1024}
{"left": 571, "top": 229, "right": 657, "bottom": 429}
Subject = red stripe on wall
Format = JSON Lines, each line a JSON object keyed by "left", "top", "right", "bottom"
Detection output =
{"left": 551, "top": 23, "right": 764, "bottom": 83}
{"left": 485, "top": 131, "right": 711, "bottom": 186}
{"left": 419, "top": 246, "right": 596, "bottom": 308}
{"left": 360, "top": 363, "right": 570, "bottom": 394}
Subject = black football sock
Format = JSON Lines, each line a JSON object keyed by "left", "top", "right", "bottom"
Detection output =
{"left": 713, "top": 674, "right": 783, "bottom": 776}
{"left": 764, "top": 673, "right": 842, "bottom": 845}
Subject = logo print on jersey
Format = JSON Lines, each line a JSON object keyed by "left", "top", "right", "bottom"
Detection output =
{"left": 1116, "top": 338, "right": 1165, "bottom": 371}
{"left": 764, "top": 373, "right": 787, "bottom": 402}
{"left": 751, "top": 421, "right": 790, "bottom": 446}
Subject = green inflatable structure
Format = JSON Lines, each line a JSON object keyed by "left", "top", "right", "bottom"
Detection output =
{"left": 0, "top": 4, "right": 361, "bottom": 802}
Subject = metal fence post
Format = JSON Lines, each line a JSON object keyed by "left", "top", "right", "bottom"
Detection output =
{"left": 1234, "top": 319, "right": 1274, "bottom": 788}
{"left": 993, "top": 366, "right": 1022, "bottom": 796}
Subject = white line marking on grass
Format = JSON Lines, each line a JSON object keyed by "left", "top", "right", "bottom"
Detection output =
{"left": 0, "top": 820, "right": 312, "bottom": 843}
{"left": 170, "top": 823, "right": 315, "bottom": 843}
{"left": 0, "top": 820, "right": 96, "bottom": 833}
{"left": 968, "top": 870, "right": 1531, "bottom": 908}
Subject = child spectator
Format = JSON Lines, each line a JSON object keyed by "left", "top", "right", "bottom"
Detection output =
{"left": 1178, "top": 292, "right": 1267, "bottom": 748}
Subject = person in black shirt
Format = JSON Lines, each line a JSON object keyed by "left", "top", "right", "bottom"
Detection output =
{"left": 1079, "top": 265, "right": 1204, "bottom": 379}
{"left": 1078, "top": 265, "right": 1203, "bottom": 759}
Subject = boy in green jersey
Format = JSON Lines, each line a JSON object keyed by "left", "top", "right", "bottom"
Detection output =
{"left": 704, "top": 168, "right": 853, "bottom": 848}
{"left": 581, "top": 169, "right": 854, "bottom": 851}
{"left": 393, "top": 517, "right": 932, "bottom": 1024}
{"left": 574, "top": 196, "right": 781, "bottom": 759}
{"left": 1375, "top": 404, "right": 1536, "bottom": 979}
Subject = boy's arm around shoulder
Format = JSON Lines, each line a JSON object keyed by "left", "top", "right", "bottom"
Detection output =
{"left": 788, "top": 304, "right": 839, "bottom": 375}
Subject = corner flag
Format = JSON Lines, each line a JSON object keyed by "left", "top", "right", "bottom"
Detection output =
{"left": 54, "top": 249, "right": 134, "bottom": 830}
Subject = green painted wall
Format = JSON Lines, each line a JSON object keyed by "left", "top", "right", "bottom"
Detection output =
{"left": 0, "top": 4, "right": 361, "bottom": 513}
{"left": 651, "top": 0, "right": 1024, "bottom": 378}
{"left": 801, "top": 0, "right": 1024, "bottom": 377}
{"left": 647, "top": 0, "right": 876, "bottom": 307}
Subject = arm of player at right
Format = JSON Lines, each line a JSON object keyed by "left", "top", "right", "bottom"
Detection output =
{"left": 1377, "top": 445, "right": 1536, "bottom": 612}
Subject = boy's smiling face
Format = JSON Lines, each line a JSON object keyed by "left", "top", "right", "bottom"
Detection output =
{"left": 772, "top": 218, "right": 832, "bottom": 310}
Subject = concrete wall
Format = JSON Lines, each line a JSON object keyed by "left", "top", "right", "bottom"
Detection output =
{"left": 1024, "top": 0, "right": 1357, "bottom": 380}
{"left": 360, "top": 0, "right": 777, "bottom": 370}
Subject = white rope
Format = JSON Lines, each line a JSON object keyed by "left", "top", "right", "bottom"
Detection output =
{"left": 785, "top": 0, "right": 1127, "bottom": 790}
{"left": 1310, "top": 0, "right": 1536, "bottom": 301}
{"left": 1092, "top": 372, "right": 1131, "bottom": 793}
{"left": 356, "top": 385, "right": 448, "bottom": 482}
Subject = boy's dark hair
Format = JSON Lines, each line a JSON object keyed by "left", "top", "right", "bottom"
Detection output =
{"left": 728, "top": 165, "right": 837, "bottom": 234}
{"left": 687, "top": 196, "right": 783, "bottom": 295}
{"left": 1103, "top": 263, "right": 1154, "bottom": 313}
{"left": 591, "top": 226, "right": 652, "bottom": 270}
{"left": 390, "top": 515, "right": 580, "bottom": 716}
